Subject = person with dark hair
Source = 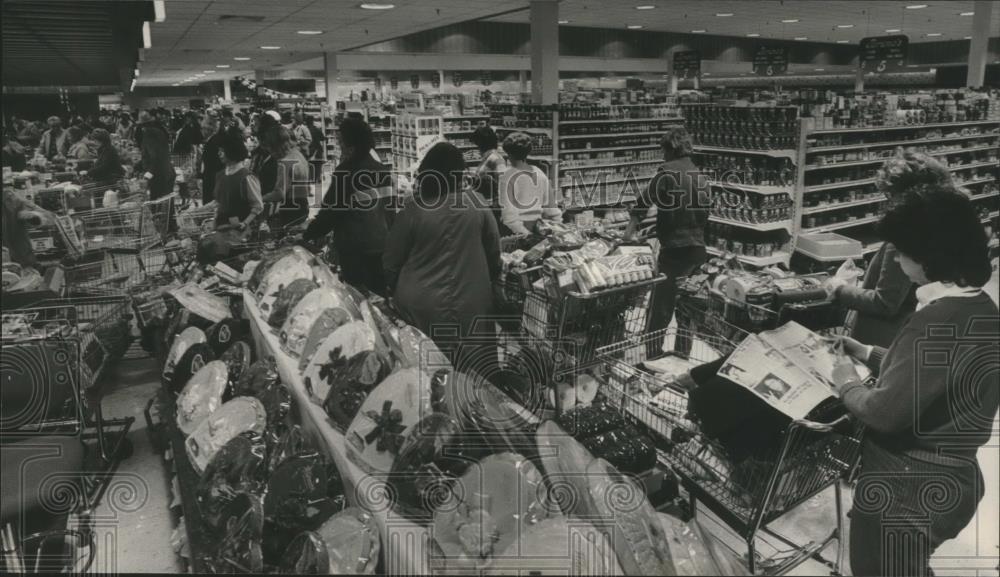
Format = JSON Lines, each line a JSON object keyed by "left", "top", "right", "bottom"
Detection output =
{"left": 260, "top": 125, "right": 310, "bottom": 228}
{"left": 824, "top": 150, "right": 961, "bottom": 347}
{"left": 249, "top": 112, "right": 281, "bottom": 198}
{"left": 625, "top": 125, "right": 710, "bottom": 354}
{"left": 384, "top": 142, "right": 502, "bottom": 375}
{"left": 65, "top": 126, "right": 95, "bottom": 160}
{"left": 2, "top": 130, "right": 27, "bottom": 171}
{"left": 498, "top": 132, "right": 560, "bottom": 235}
{"left": 212, "top": 128, "right": 263, "bottom": 233}
{"left": 199, "top": 115, "right": 224, "bottom": 203}
{"left": 304, "top": 116, "right": 392, "bottom": 295}
{"left": 471, "top": 125, "right": 507, "bottom": 221}
{"left": 85, "top": 128, "right": 124, "bottom": 185}
{"left": 136, "top": 110, "right": 175, "bottom": 199}
{"left": 173, "top": 111, "right": 203, "bottom": 155}
{"left": 827, "top": 189, "right": 998, "bottom": 577}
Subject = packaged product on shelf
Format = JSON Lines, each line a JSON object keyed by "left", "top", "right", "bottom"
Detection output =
{"left": 281, "top": 285, "right": 363, "bottom": 359}
{"left": 301, "top": 321, "right": 387, "bottom": 427}
{"left": 195, "top": 433, "right": 267, "bottom": 528}
{"left": 267, "top": 279, "right": 320, "bottom": 330}
{"left": 176, "top": 360, "right": 230, "bottom": 436}
{"left": 185, "top": 396, "right": 267, "bottom": 475}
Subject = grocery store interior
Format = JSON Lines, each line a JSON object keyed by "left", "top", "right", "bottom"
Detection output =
{"left": 2, "top": 0, "right": 999, "bottom": 574}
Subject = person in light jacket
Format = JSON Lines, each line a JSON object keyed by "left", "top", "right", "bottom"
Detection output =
{"left": 38, "top": 116, "right": 68, "bottom": 160}
{"left": 498, "top": 132, "right": 561, "bottom": 236}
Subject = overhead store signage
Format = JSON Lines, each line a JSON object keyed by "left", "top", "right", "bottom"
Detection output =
{"left": 672, "top": 50, "right": 701, "bottom": 79}
{"left": 374, "top": 77, "right": 382, "bottom": 91}
{"left": 431, "top": 74, "right": 440, "bottom": 89}
{"left": 752, "top": 46, "right": 789, "bottom": 76}
{"left": 859, "top": 35, "right": 908, "bottom": 74}
{"left": 481, "top": 71, "right": 492, "bottom": 86}
{"left": 452, "top": 72, "right": 463, "bottom": 87}
{"left": 410, "top": 74, "right": 420, "bottom": 89}
{"left": 390, "top": 77, "right": 398, "bottom": 90}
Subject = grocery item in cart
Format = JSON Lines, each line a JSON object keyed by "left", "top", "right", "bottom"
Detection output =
{"left": 345, "top": 367, "right": 434, "bottom": 475}
{"left": 176, "top": 360, "right": 229, "bottom": 436}
{"left": 195, "top": 432, "right": 266, "bottom": 528}
{"left": 268, "top": 278, "right": 319, "bottom": 329}
{"left": 163, "top": 326, "right": 206, "bottom": 380}
{"left": 185, "top": 396, "right": 267, "bottom": 474}
{"left": 282, "top": 286, "right": 362, "bottom": 359}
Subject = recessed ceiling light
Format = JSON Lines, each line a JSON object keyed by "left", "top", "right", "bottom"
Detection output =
{"left": 216, "top": 64, "right": 230, "bottom": 68}
{"left": 234, "top": 57, "right": 251, "bottom": 61}
{"left": 960, "top": 11, "right": 975, "bottom": 16}
{"left": 926, "top": 32, "right": 942, "bottom": 36}
{"left": 703, "top": 72, "right": 711, "bottom": 76}
{"left": 635, "top": 5, "right": 656, "bottom": 9}
{"left": 746, "top": 33, "right": 760, "bottom": 37}
{"left": 815, "top": 68, "right": 825, "bottom": 71}
{"left": 885, "top": 28, "right": 901, "bottom": 33}
{"left": 691, "top": 29, "right": 707, "bottom": 33}
{"left": 260, "top": 45, "right": 281, "bottom": 50}
{"left": 836, "top": 40, "right": 850, "bottom": 43}
{"left": 795, "top": 36, "right": 809, "bottom": 40}
{"left": 359, "top": 3, "right": 395, "bottom": 9}
{"left": 906, "top": 4, "right": 927, "bottom": 9}
{"left": 628, "top": 25, "right": 644, "bottom": 29}
{"left": 716, "top": 13, "right": 733, "bottom": 17}
{"left": 297, "top": 30, "right": 323, "bottom": 35}
{"left": 154, "top": 0, "right": 166, "bottom": 22}
{"left": 781, "top": 19, "right": 800, "bottom": 23}
{"left": 558, "top": 19, "right": 569, "bottom": 24}
{"left": 837, "top": 24, "right": 854, "bottom": 28}
{"left": 172, "top": 83, "right": 179, "bottom": 87}
{"left": 202, "top": 70, "right": 215, "bottom": 74}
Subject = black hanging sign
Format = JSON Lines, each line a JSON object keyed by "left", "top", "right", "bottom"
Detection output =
{"left": 481, "top": 71, "right": 492, "bottom": 86}
{"left": 452, "top": 72, "right": 463, "bottom": 87}
{"left": 859, "top": 35, "right": 908, "bottom": 74}
{"left": 410, "top": 74, "right": 420, "bottom": 89}
{"left": 390, "top": 77, "right": 398, "bottom": 90}
{"left": 431, "top": 74, "right": 440, "bottom": 89}
{"left": 672, "top": 50, "right": 701, "bottom": 80}
{"left": 752, "top": 46, "right": 789, "bottom": 76}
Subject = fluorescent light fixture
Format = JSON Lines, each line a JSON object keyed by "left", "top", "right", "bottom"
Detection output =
{"left": 837, "top": 24, "right": 854, "bottom": 28}
{"left": 885, "top": 28, "right": 901, "bottom": 33}
{"left": 964, "top": 36, "right": 972, "bottom": 39}
{"left": 628, "top": 25, "right": 644, "bottom": 29}
{"left": 234, "top": 57, "right": 251, "bottom": 61}
{"left": 836, "top": 40, "right": 850, "bottom": 43}
{"left": 260, "top": 45, "right": 281, "bottom": 50}
{"left": 142, "top": 21, "right": 152, "bottom": 49}
{"left": 795, "top": 36, "right": 809, "bottom": 40}
{"left": 906, "top": 4, "right": 927, "bottom": 8}
{"left": 746, "top": 33, "right": 760, "bottom": 37}
{"left": 716, "top": 13, "right": 733, "bottom": 17}
{"left": 703, "top": 72, "right": 711, "bottom": 76}
{"left": 960, "top": 11, "right": 975, "bottom": 16}
{"left": 130, "top": 77, "right": 137, "bottom": 91}
{"left": 172, "top": 83, "right": 179, "bottom": 87}
{"left": 926, "top": 32, "right": 942, "bottom": 36}
{"left": 297, "top": 30, "right": 323, "bottom": 35}
{"left": 153, "top": 0, "right": 166, "bottom": 22}
{"left": 217, "top": 64, "right": 230, "bottom": 68}
{"left": 815, "top": 68, "right": 825, "bottom": 71}
{"left": 359, "top": 3, "right": 395, "bottom": 9}
{"left": 202, "top": 70, "right": 215, "bottom": 74}
{"left": 558, "top": 19, "right": 569, "bottom": 24}
{"left": 691, "top": 29, "right": 707, "bottom": 33}
{"left": 781, "top": 19, "right": 800, "bottom": 23}
{"left": 635, "top": 5, "right": 656, "bottom": 9}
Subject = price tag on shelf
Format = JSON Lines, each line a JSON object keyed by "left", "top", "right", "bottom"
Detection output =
{"left": 859, "top": 35, "right": 908, "bottom": 74}
{"left": 751, "top": 46, "right": 788, "bottom": 77}
{"left": 30, "top": 237, "right": 55, "bottom": 252}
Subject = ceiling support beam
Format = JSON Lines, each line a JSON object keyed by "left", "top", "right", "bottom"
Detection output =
{"left": 529, "top": 0, "right": 559, "bottom": 105}
{"left": 966, "top": 0, "right": 994, "bottom": 87}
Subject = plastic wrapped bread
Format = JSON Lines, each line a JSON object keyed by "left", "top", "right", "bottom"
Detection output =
{"left": 185, "top": 396, "right": 267, "bottom": 475}
{"left": 281, "top": 286, "right": 362, "bottom": 358}
{"left": 163, "top": 326, "right": 206, "bottom": 380}
{"left": 176, "top": 360, "right": 229, "bottom": 436}
{"left": 300, "top": 322, "right": 383, "bottom": 415}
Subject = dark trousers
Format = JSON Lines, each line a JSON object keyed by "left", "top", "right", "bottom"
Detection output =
{"left": 646, "top": 245, "right": 707, "bottom": 356}
{"left": 850, "top": 441, "right": 983, "bottom": 577}
{"left": 336, "top": 248, "right": 386, "bottom": 298}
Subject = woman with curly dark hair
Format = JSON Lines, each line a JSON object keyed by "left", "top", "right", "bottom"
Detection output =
{"left": 825, "top": 149, "right": 963, "bottom": 347}
{"left": 828, "top": 188, "right": 997, "bottom": 577}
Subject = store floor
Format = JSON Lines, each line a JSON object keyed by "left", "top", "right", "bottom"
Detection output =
{"left": 87, "top": 353, "right": 999, "bottom": 575}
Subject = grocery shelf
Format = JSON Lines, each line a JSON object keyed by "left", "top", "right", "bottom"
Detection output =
{"left": 707, "top": 181, "right": 793, "bottom": 195}
{"left": 970, "top": 191, "right": 1000, "bottom": 202}
{"left": 559, "top": 117, "right": 684, "bottom": 125}
{"left": 694, "top": 145, "right": 798, "bottom": 159}
{"left": 559, "top": 144, "right": 661, "bottom": 154}
{"left": 709, "top": 215, "right": 793, "bottom": 232}
{"left": 808, "top": 132, "right": 1000, "bottom": 153}
{"left": 956, "top": 176, "right": 997, "bottom": 188}
{"left": 804, "top": 144, "right": 999, "bottom": 171}
{"left": 810, "top": 119, "right": 1000, "bottom": 135}
{"left": 803, "top": 178, "right": 877, "bottom": 193}
{"left": 560, "top": 158, "right": 662, "bottom": 171}
{"left": 444, "top": 131, "right": 472, "bottom": 136}
{"left": 528, "top": 155, "right": 555, "bottom": 162}
{"left": 565, "top": 193, "right": 637, "bottom": 209}
{"left": 560, "top": 130, "right": 674, "bottom": 140}
{"left": 983, "top": 210, "right": 1000, "bottom": 223}
{"left": 706, "top": 245, "right": 791, "bottom": 266}
{"left": 561, "top": 174, "right": 654, "bottom": 189}
{"left": 947, "top": 161, "right": 999, "bottom": 173}
{"left": 801, "top": 196, "right": 887, "bottom": 215}
{"left": 494, "top": 126, "right": 552, "bottom": 135}
{"left": 802, "top": 214, "right": 882, "bottom": 233}
{"left": 443, "top": 114, "right": 489, "bottom": 119}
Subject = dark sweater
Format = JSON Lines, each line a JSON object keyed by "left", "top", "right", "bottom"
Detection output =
{"left": 88, "top": 144, "right": 124, "bottom": 183}
{"left": 837, "top": 242, "right": 918, "bottom": 348}
{"left": 633, "top": 156, "right": 710, "bottom": 249}
{"left": 842, "top": 292, "right": 999, "bottom": 464}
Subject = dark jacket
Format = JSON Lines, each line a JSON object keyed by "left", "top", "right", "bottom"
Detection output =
{"left": 88, "top": 144, "right": 124, "bottom": 184}
{"left": 137, "top": 121, "right": 175, "bottom": 199}
{"left": 837, "top": 243, "right": 918, "bottom": 348}
{"left": 2, "top": 191, "right": 38, "bottom": 268}
{"left": 200, "top": 131, "right": 225, "bottom": 203}
{"left": 634, "top": 156, "right": 710, "bottom": 249}
{"left": 173, "top": 122, "right": 203, "bottom": 155}
{"left": 2, "top": 142, "right": 27, "bottom": 171}
{"left": 305, "top": 153, "right": 392, "bottom": 293}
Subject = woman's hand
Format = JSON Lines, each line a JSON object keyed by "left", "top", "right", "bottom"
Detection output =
{"left": 831, "top": 355, "right": 862, "bottom": 394}
{"left": 823, "top": 276, "right": 847, "bottom": 298}
{"left": 824, "top": 335, "right": 870, "bottom": 361}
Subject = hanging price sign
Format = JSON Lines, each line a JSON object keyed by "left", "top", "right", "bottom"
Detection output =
{"left": 390, "top": 77, "right": 398, "bottom": 90}
{"left": 452, "top": 72, "right": 463, "bottom": 87}
{"left": 480, "top": 71, "right": 492, "bottom": 86}
{"left": 751, "top": 46, "right": 789, "bottom": 76}
{"left": 431, "top": 74, "right": 440, "bottom": 89}
{"left": 859, "top": 35, "right": 908, "bottom": 74}
{"left": 672, "top": 50, "right": 701, "bottom": 80}
{"left": 410, "top": 74, "right": 420, "bottom": 89}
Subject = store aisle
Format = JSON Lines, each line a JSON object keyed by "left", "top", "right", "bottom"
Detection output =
{"left": 87, "top": 355, "right": 180, "bottom": 574}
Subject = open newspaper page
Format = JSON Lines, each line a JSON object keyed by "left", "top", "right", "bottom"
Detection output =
{"left": 718, "top": 322, "right": 870, "bottom": 420}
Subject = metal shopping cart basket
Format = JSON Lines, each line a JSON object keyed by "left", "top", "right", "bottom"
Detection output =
{"left": 597, "top": 326, "right": 862, "bottom": 575}
{"left": 54, "top": 194, "right": 175, "bottom": 258}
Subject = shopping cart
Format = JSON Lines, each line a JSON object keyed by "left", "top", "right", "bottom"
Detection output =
{"left": 175, "top": 203, "right": 216, "bottom": 239}
{"left": 63, "top": 244, "right": 190, "bottom": 298}
{"left": 53, "top": 194, "right": 175, "bottom": 258}
{"left": 597, "top": 327, "right": 862, "bottom": 575}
